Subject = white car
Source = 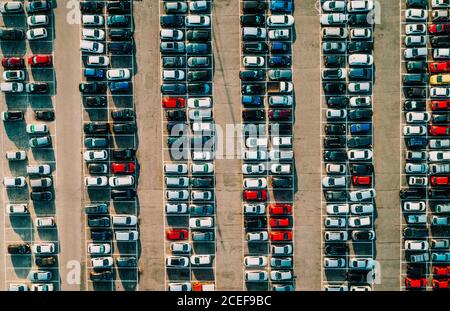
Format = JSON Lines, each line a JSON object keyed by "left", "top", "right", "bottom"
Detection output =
{"left": 270, "top": 270, "right": 293, "bottom": 281}
{"left": 85, "top": 176, "right": 108, "bottom": 187}
{"left": 403, "top": 125, "right": 426, "bottom": 136}
{"left": 26, "top": 164, "right": 51, "bottom": 175}
{"left": 348, "top": 82, "right": 371, "bottom": 93}
{"left": 403, "top": 201, "right": 426, "bottom": 212}
{"left": 405, "top": 163, "right": 428, "bottom": 174}
{"left": 405, "top": 240, "right": 429, "bottom": 251}
{"left": 191, "top": 190, "right": 212, "bottom": 201}
{"left": 0, "top": 82, "right": 24, "bottom": 93}
{"left": 324, "top": 217, "right": 346, "bottom": 228}
{"left": 192, "top": 151, "right": 213, "bottom": 161}
{"left": 404, "top": 47, "right": 427, "bottom": 59}
{"left": 324, "top": 257, "right": 346, "bottom": 268}
{"left": 35, "top": 217, "right": 55, "bottom": 228}
{"left": 349, "top": 189, "right": 376, "bottom": 202}
{"left": 245, "top": 271, "right": 268, "bottom": 282}
{"left": 432, "top": 0, "right": 450, "bottom": 8}
{"left": 272, "top": 136, "right": 293, "bottom": 147}
{"left": 435, "top": 204, "right": 450, "bottom": 213}
{"left": 242, "top": 27, "right": 266, "bottom": 39}
{"left": 326, "top": 163, "right": 346, "bottom": 174}
{"left": 322, "top": 27, "right": 348, "bottom": 39}
{"left": 0, "top": 1, "right": 22, "bottom": 13}
{"left": 348, "top": 149, "right": 373, "bottom": 161}
{"left": 269, "top": 150, "right": 293, "bottom": 161}
{"left": 320, "top": 13, "right": 347, "bottom": 25}
{"left": 244, "top": 150, "right": 268, "bottom": 160}
{"left": 189, "top": 0, "right": 208, "bottom": 11}
{"left": 6, "top": 150, "right": 26, "bottom": 161}
{"left": 245, "top": 137, "right": 267, "bottom": 148}
{"left": 189, "top": 217, "right": 213, "bottom": 229}
{"left": 166, "top": 190, "right": 189, "bottom": 201}
{"left": 405, "top": 24, "right": 426, "bottom": 35}
{"left": 26, "top": 28, "right": 47, "bottom": 40}
{"left": 109, "top": 176, "right": 134, "bottom": 187}
{"left": 326, "top": 204, "right": 349, "bottom": 215}
{"left": 266, "top": 15, "right": 294, "bottom": 27}
{"left": 350, "top": 285, "right": 372, "bottom": 291}
{"left": 83, "top": 150, "right": 108, "bottom": 161}
{"left": 188, "top": 109, "right": 212, "bottom": 121}
{"left": 86, "top": 56, "right": 110, "bottom": 67}
{"left": 242, "top": 163, "right": 265, "bottom": 174}
{"left": 32, "top": 243, "right": 55, "bottom": 254}
{"left": 8, "top": 283, "right": 28, "bottom": 291}
{"left": 347, "top": 0, "right": 374, "bottom": 12}
{"left": 243, "top": 56, "right": 265, "bottom": 67}
{"left": 6, "top": 203, "right": 28, "bottom": 214}
{"left": 348, "top": 216, "right": 371, "bottom": 227}
{"left": 80, "top": 40, "right": 105, "bottom": 53}
{"left": 170, "top": 242, "right": 192, "bottom": 253}
{"left": 28, "top": 271, "right": 52, "bottom": 282}
{"left": 107, "top": 69, "right": 131, "bottom": 81}
{"left": 268, "top": 29, "right": 290, "bottom": 40}
{"left": 165, "top": 203, "right": 188, "bottom": 214}
{"left": 168, "top": 283, "right": 192, "bottom": 291}
{"left": 31, "top": 284, "right": 54, "bottom": 291}
{"left": 3, "top": 70, "right": 26, "bottom": 81}
{"left": 26, "top": 124, "right": 48, "bottom": 134}
{"left": 187, "top": 97, "right": 212, "bottom": 108}
{"left": 271, "top": 245, "right": 293, "bottom": 256}
{"left": 162, "top": 69, "right": 185, "bottom": 81}
{"left": 190, "top": 255, "right": 211, "bottom": 266}
{"left": 246, "top": 231, "right": 268, "bottom": 241}
{"left": 431, "top": 87, "right": 450, "bottom": 98}
{"left": 82, "top": 15, "right": 104, "bottom": 26}
{"left": 324, "top": 231, "right": 348, "bottom": 241}
{"left": 406, "top": 112, "right": 431, "bottom": 123}
{"left": 350, "top": 28, "right": 372, "bottom": 40}
{"left": 348, "top": 257, "right": 375, "bottom": 269}
{"left": 244, "top": 256, "right": 268, "bottom": 267}
{"left": 160, "top": 29, "right": 184, "bottom": 40}
{"left": 326, "top": 109, "right": 347, "bottom": 120}
{"left": 87, "top": 243, "right": 111, "bottom": 255}
{"left": 434, "top": 49, "right": 450, "bottom": 59}
{"left": 115, "top": 230, "right": 138, "bottom": 241}
{"left": 349, "top": 54, "right": 373, "bottom": 66}
{"left": 322, "top": 1, "right": 346, "bottom": 12}
{"left": 3, "top": 177, "right": 26, "bottom": 187}
{"left": 405, "top": 35, "right": 426, "bottom": 47}
{"left": 191, "top": 163, "right": 213, "bottom": 174}
{"left": 350, "top": 204, "right": 374, "bottom": 214}
{"left": 269, "top": 95, "right": 294, "bottom": 107}
{"left": 164, "top": 163, "right": 188, "bottom": 175}
{"left": 243, "top": 178, "right": 267, "bottom": 189}
{"left": 185, "top": 15, "right": 210, "bottom": 27}
{"left": 91, "top": 257, "right": 113, "bottom": 269}
{"left": 165, "top": 177, "right": 189, "bottom": 188}
{"left": 429, "top": 151, "right": 450, "bottom": 162}
{"left": 27, "top": 15, "right": 49, "bottom": 26}
{"left": 322, "top": 176, "right": 346, "bottom": 187}
{"left": 82, "top": 28, "right": 105, "bottom": 40}
{"left": 324, "top": 285, "right": 348, "bottom": 291}
{"left": 405, "top": 9, "right": 427, "bottom": 21}
{"left": 270, "top": 164, "right": 291, "bottom": 174}
{"left": 243, "top": 204, "right": 266, "bottom": 215}
{"left": 112, "top": 215, "right": 138, "bottom": 226}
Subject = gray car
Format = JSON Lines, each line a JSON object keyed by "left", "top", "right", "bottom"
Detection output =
{"left": 186, "top": 43, "right": 210, "bottom": 54}
{"left": 268, "top": 69, "right": 292, "bottom": 81}
{"left": 160, "top": 42, "right": 185, "bottom": 53}
{"left": 85, "top": 137, "right": 108, "bottom": 148}
{"left": 192, "top": 231, "right": 214, "bottom": 241}
{"left": 190, "top": 204, "right": 214, "bottom": 215}
{"left": 187, "top": 56, "right": 210, "bottom": 67}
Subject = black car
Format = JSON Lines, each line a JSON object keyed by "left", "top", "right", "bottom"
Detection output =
{"left": 7, "top": 244, "right": 31, "bottom": 254}
{"left": 111, "top": 189, "right": 136, "bottom": 200}
{"left": 113, "top": 149, "right": 135, "bottom": 161}
{"left": 2, "top": 110, "right": 24, "bottom": 121}
{"left": 347, "top": 137, "right": 372, "bottom": 148}
{"left": 406, "top": 0, "right": 428, "bottom": 8}
{"left": 269, "top": 123, "right": 292, "bottom": 135}
{"left": 85, "top": 96, "right": 107, "bottom": 107}
{"left": 404, "top": 100, "right": 426, "bottom": 111}
{"left": 399, "top": 188, "right": 426, "bottom": 199}
{"left": 108, "top": 42, "right": 133, "bottom": 54}
{"left": 160, "top": 15, "right": 184, "bottom": 28}
{"left": 348, "top": 109, "right": 373, "bottom": 121}
{"left": 239, "top": 70, "right": 265, "bottom": 81}
{"left": 30, "top": 191, "right": 53, "bottom": 201}
{"left": 404, "top": 87, "right": 426, "bottom": 98}
{"left": 349, "top": 68, "right": 373, "bottom": 80}
{"left": 240, "top": 15, "right": 265, "bottom": 26}
{"left": 191, "top": 177, "right": 214, "bottom": 188}
{"left": 35, "top": 110, "right": 55, "bottom": 121}
{"left": 324, "top": 136, "right": 346, "bottom": 148}
{"left": 161, "top": 83, "right": 187, "bottom": 95}
{"left": 241, "top": 83, "right": 265, "bottom": 95}
{"left": 243, "top": 1, "right": 267, "bottom": 13}
{"left": 347, "top": 41, "right": 373, "bottom": 53}
{"left": 107, "top": 1, "right": 131, "bottom": 13}
{"left": 271, "top": 177, "right": 293, "bottom": 188}
{"left": 187, "top": 83, "right": 211, "bottom": 95}
{"left": 403, "top": 227, "right": 428, "bottom": 239}
{"left": 407, "top": 264, "right": 427, "bottom": 278}
{"left": 107, "top": 15, "right": 130, "bottom": 27}
{"left": 190, "top": 204, "right": 214, "bottom": 215}
{"left": 166, "top": 109, "right": 186, "bottom": 121}
{"left": 327, "top": 96, "right": 349, "bottom": 108}
{"left": 113, "top": 123, "right": 136, "bottom": 134}
{"left": 163, "top": 56, "right": 186, "bottom": 68}
{"left": 350, "top": 164, "right": 374, "bottom": 174}
{"left": 324, "top": 55, "right": 345, "bottom": 67}
{"left": 88, "top": 163, "right": 108, "bottom": 174}
{"left": 90, "top": 271, "right": 113, "bottom": 281}
{"left": 405, "top": 137, "right": 428, "bottom": 149}
{"left": 80, "top": 1, "right": 104, "bottom": 13}
{"left": 432, "top": 114, "right": 450, "bottom": 124}
{"left": 406, "top": 61, "right": 427, "bottom": 73}
{"left": 187, "top": 70, "right": 210, "bottom": 82}
{"left": 35, "top": 256, "right": 56, "bottom": 267}
{"left": 403, "top": 74, "right": 428, "bottom": 85}
{"left": 324, "top": 191, "right": 347, "bottom": 202}
{"left": 79, "top": 82, "right": 106, "bottom": 94}
{"left": 325, "top": 124, "right": 346, "bottom": 135}
{"left": 323, "top": 82, "right": 345, "bottom": 94}
{"left": 431, "top": 36, "right": 450, "bottom": 48}
{"left": 111, "top": 109, "right": 135, "bottom": 121}
{"left": 346, "top": 272, "right": 369, "bottom": 283}
{"left": 85, "top": 203, "right": 108, "bottom": 215}
{"left": 116, "top": 257, "right": 137, "bottom": 267}
{"left": 91, "top": 230, "right": 112, "bottom": 241}
{"left": 84, "top": 122, "right": 110, "bottom": 134}
{"left": 0, "top": 28, "right": 24, "bottom": 40}
{"left": 109, "top": 29, "right": 133, "bottom": 41}
{"left": 26, "top": 82, "right": 49, "bottom": 94}
{"left": 324, "top": 244, "right": 348, "bottom": 256}
{"left": 26, "top": 0, "right": 51, "bottom": 13}
{"left": 429, "top": 189, "right": 450, "bottom": 199}
{"left": 242, "top": 109, "right": 265, "bottom": 121}
{"left": 245, "top": 217, "right": 267, "bottom": 229}
{"left": 242, "top": 42, "right": 269, "bottom": 54}
{"left": 88, "top": 216, "right": 110, "bottom": 227}
{"left": 348, "top": 14, "right": 370, "bottom": 26}
{"left": 85, "top": 137, "right": 109, "bottom": 148}
{"left": 186, "top": 30, "right": 210, "bottom": 42}
{"left": 323, "top": 150, "right": 347, "bottom": 162}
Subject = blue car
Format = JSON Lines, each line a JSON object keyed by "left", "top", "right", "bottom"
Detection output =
{"left": 84, "top": 68, "right": 105, "bottom": 79}
{"left": 270, "top": 0, "right": 293, "bottom": 13}
{"left": 109, "top": 81, "right": 132, "bottom": 93}
{"left": 350, "top": 123, "right": 371, "bottom": 135}
{"left": 270, "top": 41, "right": 290, "bottom": 54}
{"left": 268, "top": 56, "right": 292, "bottom": 67}
{"left": 242, "top": 95, "right": 263, "bottom": 107}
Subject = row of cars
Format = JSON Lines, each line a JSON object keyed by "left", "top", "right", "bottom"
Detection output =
{"left": 2, "top": 0, "right": 56, "bottom": 291}
{"left": 78, "top": 1, "right": 140, "bottom": 287}
{"left": 400, "top": 0, "right": 450, "bottom": 291}
{"left": 239, "top": 0, "right": 295, "bottom": 291}
{"left": 160, "top": 0, "right": 216, "bottom": 292}
{"left": 320, "top": 0, "right": 377, "bottom": 291}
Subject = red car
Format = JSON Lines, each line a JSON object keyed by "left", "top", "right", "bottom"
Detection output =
{"left": 404, "top": 277, "right": 426, "bottom": 289}
{"left": 430, "top": 126, "right": 450, "bottom": 136}
{"left": 433, "top": 266, "right": 450, "bottom": 276}
{"left": 28, "top": 54, "right": 52, "bottom": 67}
{"left": 430, "top": 176, "right": 450, "bottom": 186}
{"left": 243, "top": 190, "right": 267, "bottom": 202}
{"left": 270, "top": 230, "right": 292, "bottom": 241}
{"left": 166, "top": 229, "right": 188, "bottom": 240}
{"left": 269, "top": 217, "right": 290, "bottom": 228}
{"left": 111, "top": 162, "right": 135, "bottom": 174}
{"left": 429, "top": 23, "right": 450, "bottom": 35}
{"left": 431, "top": 100, "right": 450, "bottom": 111}
{"left": 1, "top": 57, "right": 24, "bottom": 69}
{"left": 433, "top": 279, "right": 450, "bottom": 289}
{"left": 430, "top": 61, "right": 450, "bottom": 74}
{"left": 352, "top": 176, "right": 372, "bottom": 186}
{"left": 162, "top": 97, "right": 185, "bottom": 108}
{"left": 269, "top": 203, "right": 292, "bottom": 215}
